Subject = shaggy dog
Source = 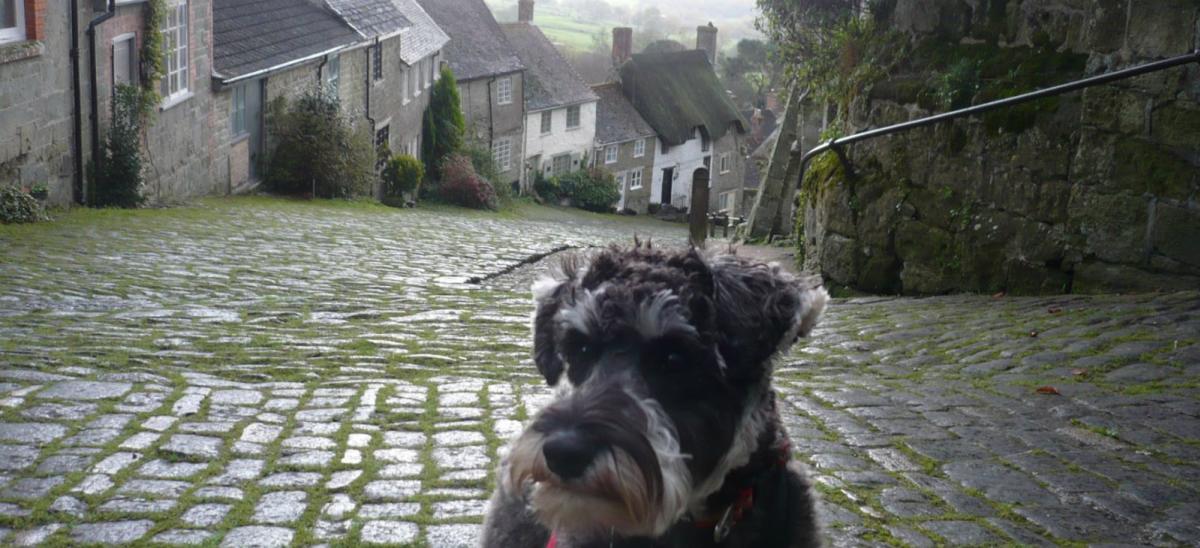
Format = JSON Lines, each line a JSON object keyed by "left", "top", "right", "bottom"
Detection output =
{"left": 482, "top": 244, "right": 827, "bottom": 548}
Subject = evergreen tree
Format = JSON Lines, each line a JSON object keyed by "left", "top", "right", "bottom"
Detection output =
{"left": 422, "top": 67, "right": 466, "bottom": 177}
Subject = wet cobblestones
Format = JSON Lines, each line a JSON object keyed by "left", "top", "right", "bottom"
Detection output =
{"left": 0, "top": 198, "right": 1197, "bottom": 546}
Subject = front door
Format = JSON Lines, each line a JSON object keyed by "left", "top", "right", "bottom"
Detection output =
{"left": 661, "top": 167, "right": 674, "bottom": 204}
{"left": 246, "top": 80, "right": 264, "bottom": 179}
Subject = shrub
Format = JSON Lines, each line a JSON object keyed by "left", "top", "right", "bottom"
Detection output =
{"left": 533, "top": 171, "right": 560, "bottom": 202}
{"left": 264, "top": 88, "right": 375, "bottom": 198}
{"left": 422, "top": 68, "right": 466, "bottom": 176}
{"left": 558, "top": 168, "right": 620, "bottom": 212}
{"left": 0, "top": 186, "right": 49, "bottom": 224}
{"left": 463, "top": 144, "right": 511, "bottom": 203}
{"left": 439, "top": 153, "right": 498, "bottom": 210}
{"left": 93, "top": 85, "right": 146, "bottom": 208}
{"left": 381, "top": 154, "right": 424, "bottom": 205}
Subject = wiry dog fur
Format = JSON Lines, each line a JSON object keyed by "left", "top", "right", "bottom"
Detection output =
{"left": 483, "top": 243, "right": 828, "bottom": 548}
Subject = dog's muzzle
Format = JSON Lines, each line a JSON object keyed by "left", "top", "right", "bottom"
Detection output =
{"left": 503, "top": 381, "right": 692, "bottom": 537}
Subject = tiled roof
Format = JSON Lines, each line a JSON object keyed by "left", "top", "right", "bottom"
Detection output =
{"left": 592, "top": 83, "right": 655, "bottom": 145}
{"left": 416, "top": 0, "right": 522, "bottom": 81}
{"left": 501, "top": 23, "right": 597, "bottom": 111}
{"left": 391, "top": 0, "right": 449, "bottom": 65}
{"left": 619, "top": 49, "right": 746, "bottom": 146}
{"left": 327, "top": 0, "right": 411, "bottom": 38}
{"left": 213, "top": 0, "right": 361, "bottom": 81}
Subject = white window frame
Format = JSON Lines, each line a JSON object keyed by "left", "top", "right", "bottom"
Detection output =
{"left": 718, "top": 191, "right": 734, "bottom": 213}
{"left": 719, "top": 152, "right": 731, "bottom": 174}
{"left": 160, "top": 0, "right": 190, "bottom": 105}
{"left": 633, "top": 138, "right": 645, "bottom": 158}
{"left": 373, "top": 44, "right": 384, "bottom": 83}
{"left": 496, "top": 76, "right": 512, "bottom": 105}
{"left": 0, "top": 0, "right": 27, "bottom": 45}
{"left": 629, "top": 168, "right": 642, "bottom": 189}
{"left": 615, "top": 171, "right": 625, "bottom": 191}
{"left": 433, "top": 52, "right": 441, "bottom": 81}
{"left": 415, "top": 59, "right": 425, "bottom": 95}
{"left": 231, "top": 83, "right": 248, "bottom": 137}
{"left": 604, "top": 144, "right": 618, "bottom": 164}
{"left": 566, "top": 105, "right": 581, "bottom": 129}
{"left": 112, "top": 32, "right": 137, "bottom": 89}
{"left": 492, "top": 137, "right": 513, "bottom": 172}
{"left": 325, "top": 53, "right": 340, "bottom": 99}
{"left": 400, "top": 65, "right": 409, "bottom": 104}
{"left": 540, "top": 111, "right": 552, "bottom": 134}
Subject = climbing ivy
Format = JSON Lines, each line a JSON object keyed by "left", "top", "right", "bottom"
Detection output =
{"left": 137, "top": 0, "right": 167, "bottom": 120}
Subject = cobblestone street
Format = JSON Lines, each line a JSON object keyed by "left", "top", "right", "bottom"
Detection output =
{"left": 0, "top": 198, "right": 1197, "bottom": 546}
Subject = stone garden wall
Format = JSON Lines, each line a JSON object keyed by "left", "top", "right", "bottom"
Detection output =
{"left": 799, "top": 0, "right": 1200, "bottom": 294}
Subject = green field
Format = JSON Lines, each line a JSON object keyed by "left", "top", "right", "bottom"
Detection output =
{"left": 534, "top": 10, "right": 618, "bottom": 52}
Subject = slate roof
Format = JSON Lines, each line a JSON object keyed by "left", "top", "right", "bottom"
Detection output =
{"left": 326, "top": 0, "right": 411, "bottom": 39}
{"left": 592, "top": 83, "right": 655, "bottom": 145}
{"left": 213, "top": 0, "right": 361, "bottom": 81}
{"left": 501, "top": 23, "right": 597, "bottom": 111}
{"left": 392, "top": 0, "right": 449, "bottom": 65}
{"left": 416, "top": 0, "right": 523, "bottom": 81}
{"left": 619, "top": 49, "right": 746, "bottom": 147}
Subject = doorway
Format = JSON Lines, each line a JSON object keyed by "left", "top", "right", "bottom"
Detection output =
{"left": 661, "top": 167, "right": 674, "bottom": 204}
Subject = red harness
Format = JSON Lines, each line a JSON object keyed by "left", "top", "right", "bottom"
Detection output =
{"left": 545, "top": 441, "right": 791, "bottom": 547}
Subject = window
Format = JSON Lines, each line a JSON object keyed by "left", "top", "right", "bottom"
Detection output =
{"left": 551, "top": 154, "right": 571, "bottom": 176}
{"left": 701, "top": 132, "right": 710, "bottom": 152}
{"left": 492, "top": 137, "right": 512, "bottom": 172}
{"left": 615, "top": 171, "right": 625, "bottom": 191}
{"left": 160, "top": 0, "right": 189, "bottom": 101}
{"left": 633, "top": 138, "right": 645, "bottom": 158}
{"left": 433, "top": 52, "right": 441, "bottom": 81}
{"left": 409, "top": 61, "right": 417, "bottom": 97}
{"left": 0, "top": 0, "right": 26, "bottom": 44}
{"left": 417, "top": 59, "right": 425, "bottom": 93}
{"left": 112, "top": 33, "right": 137, "bottom": 88}
{"left": 566, "top": 105, "right": 580, "bottom": 129}
{"left": 719, "top": 152, "right": 731, "bottom": 174}
{"left": 496, "top": 76, "right": 512, "bottom": 105}
{"left": 400, "top": 66, "right": 408, "bottom": 104}
{"left": 231, "top": 84, "right": 247, "bottom": 137}
{"left": 540, "top": 111, "right": 551, "bottom": 134}
{"left": 718, "top": 191, "right": 734, "bottom": 213}
{"left": 373, "top": 45, "right": 383, "bottom": 82}
{"left": 325, "top": 54, "right": 340, "bottom": 99}
{"left": 629, "top": 168, "right": 642, "bottom": 189}
{"left": 427, "top": 56, "right": 435, "bottom": 87}
{"left": 604, "top": 144, "right": 617, "bottom": 164}
{"left": 703, "top": 155, "right": 711, "bottom": 169}
{"left": 375, "top": 125, "right": 390, "bottom": 170}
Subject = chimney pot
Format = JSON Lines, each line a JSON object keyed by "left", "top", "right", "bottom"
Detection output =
{"left": 518, "top": 0, "right": 534, "bottom": 23}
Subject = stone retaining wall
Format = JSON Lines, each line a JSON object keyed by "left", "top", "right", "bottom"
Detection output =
{"left": 799, "top": 0, "right": 1200, "bottom": 294}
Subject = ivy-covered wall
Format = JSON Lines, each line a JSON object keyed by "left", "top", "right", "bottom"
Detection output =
{"left": 797, "top": 0, "right": 1200, "bottom": 295}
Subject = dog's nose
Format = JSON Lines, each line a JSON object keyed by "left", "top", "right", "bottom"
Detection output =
{"left": 542, "top": 429, "right": 598, "bottom": 480}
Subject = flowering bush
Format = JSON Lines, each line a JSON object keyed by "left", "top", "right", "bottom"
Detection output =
{"left": 439, "top": 153, "right": 498, "bottom": 210}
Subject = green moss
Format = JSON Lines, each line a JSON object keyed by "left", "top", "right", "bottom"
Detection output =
{"left": 1113, "top": 139, "right": 1196, "bottom": 199}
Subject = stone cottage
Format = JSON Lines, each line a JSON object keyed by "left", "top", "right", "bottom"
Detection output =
{"left": 0, "top": 0, "right": 445, "bottom": 206}
{"left": 213, "top": 0, "right": 447, "bottom": 195}
{"left": 417, "top": 0, "right": 525, "bottom": 192}
{"left": 500, "top": 3, "right": 598, "bottom": 188}
{"left": 590, "top": 83, "right": 656, "bottom": 214}
{"left": 617, "top": 47, "right": 747, "bottom": 215}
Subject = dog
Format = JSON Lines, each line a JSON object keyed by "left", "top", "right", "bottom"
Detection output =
{"left": 482, "top": 243, "right": 828, "bottom": 548}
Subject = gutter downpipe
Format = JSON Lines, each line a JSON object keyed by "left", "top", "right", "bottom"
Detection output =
{"left": 69, "top": 0, "right": 84, "bottom": 203}
{"left": 86, "top": 0, "right": 118, "bottom": 203}
{"left": 364, "top": 37, "right": 378, "bottom": 198}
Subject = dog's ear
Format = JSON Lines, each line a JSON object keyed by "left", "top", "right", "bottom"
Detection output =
{"left": 531, "top": 276, "right": 566, "bottom": 386}
{"left": 708, "top": 256, "right": 828, "bottom": 378}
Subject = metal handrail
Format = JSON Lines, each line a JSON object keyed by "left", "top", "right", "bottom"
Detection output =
{"left": 792, "top": 49, "right": 1200, "bottom": 195}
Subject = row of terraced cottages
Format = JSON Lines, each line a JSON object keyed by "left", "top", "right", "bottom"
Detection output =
{"left": 0, "top": 0, "right": 752, "bottom": 216}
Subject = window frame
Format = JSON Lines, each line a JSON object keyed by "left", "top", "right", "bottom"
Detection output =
{"left": 719, "top": 152, "right": 731, "bottom": 174}
{"left": 633, "top": 138, "right": 645, "bottom": 158}
{"left": 496, "top": 76, "right": 512, "bottom": 105}
{"left": 718, "top": 191, "right": 734, "bottom": 213}
{"left": 565, "top": 105, "right": 581, "bottom": 129}
{"left": 427, "top": 56, "right": 434, "bottom": 88}
{"left": 111, "top": 32, "right": 138, "bottom": 90}
{"left": 231, "top": 83, "right": 248, "bottom": 137}
{"left": 0, "top": 0, "right": 27, "bottom": 45}
{"left": 629, "top": 168, "right": 643, "bottom": 189}
{"left": 540, "top": 111, "right": 552, "bottom": 134}
{"left": 372, "top": 44, "right": 384, "bottom": 82}
{"left": 325, "top": 53, "right": 340, "bottom": 99}
{"left": 604, "top": 144, "right": 618, "bottom": 164}
{"left": 160, "top": 0, "right": 191, "bottom": 105}
{"left": 400, "top": 64, "right": 409, "bottom": 104}
{"left": 492, "top": 137, "right": 513, "bottom": 172}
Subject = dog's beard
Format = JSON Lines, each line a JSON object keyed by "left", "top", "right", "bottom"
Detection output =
{"left": 502, "top": 396, "right": 692, "bottom": 537}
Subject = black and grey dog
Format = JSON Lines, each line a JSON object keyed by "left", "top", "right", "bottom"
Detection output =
{"left": 482, "top": 244, "right": 827, "bottom": 548}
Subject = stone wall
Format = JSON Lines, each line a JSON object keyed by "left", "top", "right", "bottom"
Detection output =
{"left": 799, "top": 0, "right": 1200, "bottom": 295}
{"left": 459, "top": 72, "right": 527, "bottom": 188}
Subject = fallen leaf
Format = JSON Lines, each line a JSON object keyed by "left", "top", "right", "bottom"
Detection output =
{"left": 1047, "top": 306, "right": 1062, "bottom": 314}
{"left": 1070, "top": 368, "right": 1087, "bottom": 377}
{"left": 1036, "top": 386, "right": 1061, "bottom": 395}
{"left": 1029, "top": 330, "right": 1039, "bottom": 338}
{"left": 991, "top": 291, "right": 1006, "bottom": 299}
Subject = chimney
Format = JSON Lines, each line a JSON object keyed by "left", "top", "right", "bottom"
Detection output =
{"left": 696, "top": 22, "right": 717, "bottom": 65}
{"left": 518, "top": 0, "right": 535, "bottom": 23}
{"left": 612, "top": 27, "right": 633, "bottom": 66}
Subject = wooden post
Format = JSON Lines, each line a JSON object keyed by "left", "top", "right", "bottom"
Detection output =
{"left": 689, "top": 167, "right": 710, "bottom": 246}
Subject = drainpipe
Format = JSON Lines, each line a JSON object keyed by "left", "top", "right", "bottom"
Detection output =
{"left": 364, "top": 38, "right": 378, "bottom": 197}
{"left": 86, "top": 0, "right": 118, "bottom": 202}
{"left": 69, "top": 0, "right": 84, "bottom": 203}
